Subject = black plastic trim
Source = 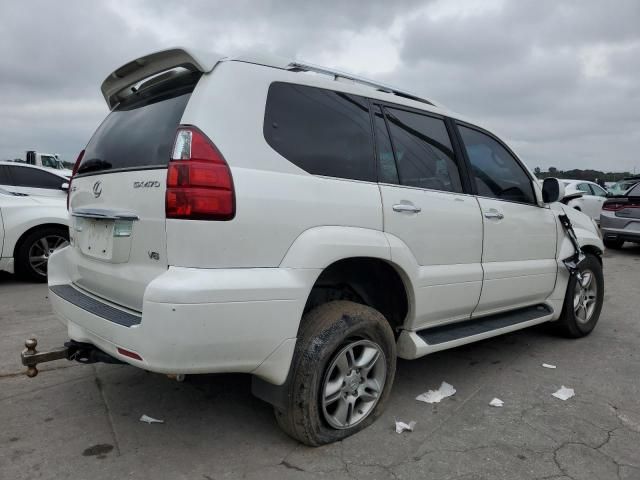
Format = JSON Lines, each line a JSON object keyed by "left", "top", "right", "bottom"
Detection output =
{"left": 50, "top": 284, "right": 141, "bottom": 327}
{"left": 417, "top": 304, "right": 553, "bottom": 345}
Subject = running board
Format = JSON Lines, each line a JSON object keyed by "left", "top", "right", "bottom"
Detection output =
{"left": 397, "top": 304, "right": 554, "bottom": 360}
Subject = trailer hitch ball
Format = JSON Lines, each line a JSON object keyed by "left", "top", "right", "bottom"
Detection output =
{"left": 24, "top": 338, "right": 39, "bottom": 378}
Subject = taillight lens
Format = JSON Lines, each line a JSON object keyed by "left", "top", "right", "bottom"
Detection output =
{"left": 602, "top": 202, "right": 626, "bottom": 212}
{"left": 165, "top": 127, "right": 235, "bottom": 220}
{"left": 67, "top": 149, "right": 84, "bottom": 210}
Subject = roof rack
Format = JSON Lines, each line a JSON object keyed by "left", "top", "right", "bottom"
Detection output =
{"left": 286, "top": 61, "right": 437, "bottom": 107}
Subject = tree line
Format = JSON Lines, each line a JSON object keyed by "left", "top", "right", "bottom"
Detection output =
{"left": 534, "top": 167, "right": 635, "bottom": 182}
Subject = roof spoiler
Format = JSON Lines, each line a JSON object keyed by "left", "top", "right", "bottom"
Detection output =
{"left": 101, "top": 47, "right": 224, "bottom": 109}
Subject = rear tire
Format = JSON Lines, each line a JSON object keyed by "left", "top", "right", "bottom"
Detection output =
{"left": 603, "top": 238, "right": 624, "bottom": 249}
{"left": 555, "top": 253, "right": 604, "bottom": 338}
{"left": 15, "top": 226, "right": 69, "bottom": 283}
{"left": 274, "top": 301, "right": 396, "bottom": 446}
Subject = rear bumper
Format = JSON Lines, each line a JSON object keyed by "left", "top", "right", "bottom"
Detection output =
{"left": 47, "top": 247, "right": 320, "bottom": 384}
{"left": 600, "top": 213, "right": 640, "bottom": 243}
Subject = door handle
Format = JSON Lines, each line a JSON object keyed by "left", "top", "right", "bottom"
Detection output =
{"left": 484, "top": 210, "right": 504, "bottom": 220}
{"left": 393, "top": 203, "right": 421, "bottom": 213}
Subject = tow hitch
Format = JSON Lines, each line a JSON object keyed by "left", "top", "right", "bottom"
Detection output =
{"left": 21, "top": 338, "right": 123, "bottom": 377}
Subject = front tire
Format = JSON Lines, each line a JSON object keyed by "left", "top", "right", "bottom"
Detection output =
{"left": 15, "top": 226, "right": 69, "bottom": 282}
{"left": 275, "top": 301, "right": 396, "bottom": 446}
{"left": 556, "top": 253, "right": 604, "bottom": 338}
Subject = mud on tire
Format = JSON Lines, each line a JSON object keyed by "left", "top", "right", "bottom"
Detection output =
{"left": 274, "top": 301, "right": 396, "bottom": 446}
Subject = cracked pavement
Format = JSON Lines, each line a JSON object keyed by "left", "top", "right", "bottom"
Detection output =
{"left": 1, "top": 246, "right": 639, "bottom": 479}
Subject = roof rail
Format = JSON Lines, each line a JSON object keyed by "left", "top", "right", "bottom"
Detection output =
{"left": 286, "top": 61, "right": 437, "bottom": 107}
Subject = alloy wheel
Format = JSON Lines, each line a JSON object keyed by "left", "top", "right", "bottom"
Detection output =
{"left": 321, "top": 339, "right": 386, "bottom": 429}
{"left": 573, "top": 269, "right": 598, "bottom": 324}
{"left": 28, "top": 235, "right": 69, "bottom": 277}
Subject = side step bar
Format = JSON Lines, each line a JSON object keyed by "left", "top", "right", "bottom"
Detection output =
{"left": 397, "top": 304, "right": 554, "bottom": 360}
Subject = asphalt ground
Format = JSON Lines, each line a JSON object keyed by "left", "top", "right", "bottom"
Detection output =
{"left": 1, "top": 246, "right": 639, "bottom": 480}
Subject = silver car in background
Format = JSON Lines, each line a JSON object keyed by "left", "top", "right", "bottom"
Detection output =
{"left": 600, "top": 182, "right": 640, "bottom": 249}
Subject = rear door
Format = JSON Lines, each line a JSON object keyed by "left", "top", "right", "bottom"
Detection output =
{"left": 456, "top": 124, "right": 557, "bottom": 316}
{"left": 587, "top": 183, "right": 608, "bottom": 221}
{"left": 67, "top": 72, "right": 200, "bottom": 311}
{"left": 375, "top": 104, "right": 483, "bottom": 329}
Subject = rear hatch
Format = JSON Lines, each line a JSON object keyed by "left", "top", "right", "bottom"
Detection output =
{"left": 68, "top": 71, "right": 201, "bottom": 311}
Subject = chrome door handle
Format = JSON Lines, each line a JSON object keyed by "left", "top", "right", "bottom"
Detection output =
{"left": 393, "top": 203, "right": 421, "bottom": 213}
{"left": 484, "top": 210, "right": 504, "bottom": 220}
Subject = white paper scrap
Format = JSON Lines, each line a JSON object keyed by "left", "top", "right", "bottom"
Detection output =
{"left": 139, "top": 414, "right": 165, "bottom": 424}
{"left": 552, "top": 386, "right": 575, "bottom": 401}
{"left": 489, "top": 398, "right": 504, "bottom": 407}
{"left": 542, "top": 363, "right": 557, "bottom": 369}
{"left": 416, "top": 382, "right": 456, "bottom": 404}
{"left": 395, "top": 420, "right": 416, "bottom": 434}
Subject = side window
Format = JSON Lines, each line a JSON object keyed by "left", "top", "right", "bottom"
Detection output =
{"left": 590, "top": 184, "right": 607, "bottom": 197}
{"left": 40, "top": 155, "right": 57, "bottom": 168}
{"left": 628, "top": 183, "right": 640, "bottom": 196}
{"left": 458, "top": 125, "right": 535, "bottom": 204}
{"left": 372, "top": 105, "right": 398, "bottom": 184}
{"left": 264, "top": 82, "right": 375, "bottom": 182}
{"left": 9, "top": 167, "right": 64, "bottom": 189}
{"left": 0, "top": 166, "right": 11, "bottom": 185}
{"left": 577, "top": 183, "right": 592, "bottom": 194}
{"left": 384, "top": 107, "right": 462, "bottom": 192}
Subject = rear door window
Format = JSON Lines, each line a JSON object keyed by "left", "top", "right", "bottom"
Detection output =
{"left": 9, "top": 166, "right": 64, "bottom": 189}
{"left": 590, "top": 184, "right": 608, "bottom": 197}
{"left": 372, "top": 105, "right": 398, "bottom": 184}
{"left": 577, "top": 183, "right": 592, "bottom": 194}
{"left": 264, "top": 82, "right": 375, "bottom": 182}
{"left": 0, "top": 166, "right": 11, "bottom": 185}
{"left": 384, "top": 107, "right": 462, "bottom": 192}
{"left": 458, "top": 125, "right": 535, "bottom": 204}
{"left": 77, "top": 72, "right": 199, "bottom": 176}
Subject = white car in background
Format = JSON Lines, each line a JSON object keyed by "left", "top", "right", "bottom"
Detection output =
{"left": 0, "top": 161, "right": 70, "bottom": 198}
{"left": 561, "top": 179, "right": 609, "bottom": 223}
{"left": 0, "top": 187, "right": 69, "bottom": 281}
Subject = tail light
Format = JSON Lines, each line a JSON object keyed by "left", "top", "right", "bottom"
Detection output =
{"left": 166, "top": 126, "right": 235, "bottom": 220}
{"left": 67, "top": 149, "right": 84, "bottom": 210}
{"left": 602, "top": 202, "right": 626, "bottom": 212}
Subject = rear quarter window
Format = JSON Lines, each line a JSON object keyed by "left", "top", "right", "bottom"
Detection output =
{"left": 264, "top": 82, "right": 375, "bottom": 182}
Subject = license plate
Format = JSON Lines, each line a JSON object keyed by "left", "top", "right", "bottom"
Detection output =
{"left": 77, "top": 218, "right": 115, "bottom": 260}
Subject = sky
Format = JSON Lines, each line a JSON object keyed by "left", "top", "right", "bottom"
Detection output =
{"left": 1, "top": 0, "right": 639, "bottom": 172}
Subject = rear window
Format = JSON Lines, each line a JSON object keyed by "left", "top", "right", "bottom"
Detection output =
{"left": 264, "top": 82, "right": 375, "bottom": 182}
{"left": 77, "top": 72, "right": 199, "bottom": 176}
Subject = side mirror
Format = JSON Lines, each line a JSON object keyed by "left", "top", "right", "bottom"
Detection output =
{"left": 541, "top": 177, "right": 565, "bottom": 203}
{"left": 61, "top": 182, "right": 70, "bottom": 191}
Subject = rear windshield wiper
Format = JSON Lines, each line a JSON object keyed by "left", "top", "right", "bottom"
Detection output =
{"left": 77, "top": 158, "right": 112, "bottom": 175}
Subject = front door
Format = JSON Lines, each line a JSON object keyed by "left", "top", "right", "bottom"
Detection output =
{"left": 374, "top": 104, "right": 483, "bottom": 329}
{"left": 457, "top": 124, "right": 557, "bottom": 316}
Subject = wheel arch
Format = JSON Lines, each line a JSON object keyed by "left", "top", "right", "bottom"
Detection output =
{"left": 13, "top": 223, "right": 69, "bottom": 258}
{"left": 301, "top": 256, "right": 411, "bottom": 336}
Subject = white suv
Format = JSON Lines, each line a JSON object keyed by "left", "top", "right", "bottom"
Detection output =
{"left": 44, "top": 48, "right": 604, "bottom": 445}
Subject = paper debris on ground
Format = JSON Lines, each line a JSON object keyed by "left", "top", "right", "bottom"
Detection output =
{"left": 552, "top": 386, "right": 575, "bottom": 401}
{"left": 542, "top": 363, "right": 557, "bottom": 369}
{"left": 139, "top": 414, "right": 165, "bottom": 424}
{"left": 489, "top": 398, "right": 504, "bottom": 407}
{"left": 416, "top": 381, "right": 456, "bottom": 404}
{"left": 395, "top": 420, "right": 416, "bottom": 434}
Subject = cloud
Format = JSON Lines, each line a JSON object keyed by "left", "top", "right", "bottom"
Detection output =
{"left": 0, "top": 0, "right": 638, "bottom": 172}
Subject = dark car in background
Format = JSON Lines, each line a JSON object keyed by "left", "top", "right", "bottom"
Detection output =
{"left": 600, "top": 182, "right": 640, "bottom": 249}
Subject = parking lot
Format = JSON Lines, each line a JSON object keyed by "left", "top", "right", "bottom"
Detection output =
{"left": 0, "top": 247, "right": 638, "bottom": 480}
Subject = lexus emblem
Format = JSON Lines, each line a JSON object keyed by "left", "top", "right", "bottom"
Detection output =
{"left": 92, "top": 181, "right": 102, "bottom": 198}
